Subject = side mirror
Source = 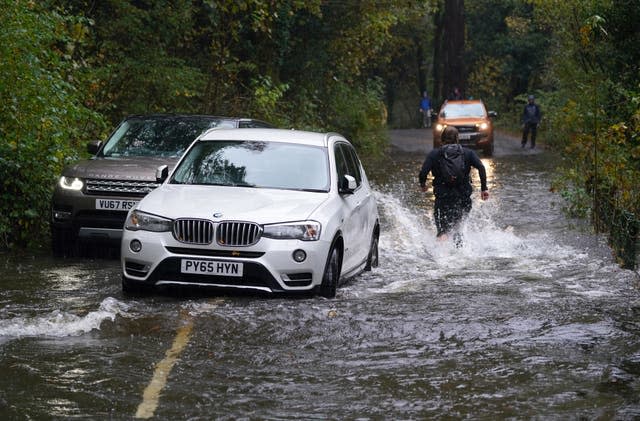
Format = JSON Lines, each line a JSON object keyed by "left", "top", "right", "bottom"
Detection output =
{"left": 488, "top": 111, "right": 498, "bottom": 118}
{"left": 87, "top": 140, "right": 102, "bottom": 155}
{"left": 156, "top": 165, "right": 169, "bottom": 183}
{"left": 339, "top": 174, "right": 357, "bottom": 194}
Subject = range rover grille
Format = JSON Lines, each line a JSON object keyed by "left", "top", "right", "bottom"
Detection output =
{"left": 217, "top": 221, "right": 262, "bottom": 247}
{"left": 85, "top": 179, "right": 159, "bottom": 196}
{"left": 173, "top": 219, "right": 214, "bottom": 245}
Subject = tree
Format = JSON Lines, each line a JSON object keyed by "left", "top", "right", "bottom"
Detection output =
{"left": 465, "top": 0, "right": 549, "bottom": 105}
{"left": 0, "top": 0, "right": 104, "bottom": 248}
{"left": 442, "top": 0, "right": 466, "bottom": 97}
{"left": 52, "top": 0, "right": 209, "bottom": 123}
{"left": 433, "top": 0, "right": 465, "bottom": 101}
{"left": 533, "top": 0, "right": 640, "bottom": 268}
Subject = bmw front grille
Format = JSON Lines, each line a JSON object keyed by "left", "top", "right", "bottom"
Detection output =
{"left": 173, "top": 219, "right": 214, "bottom": 245}
{"left": 172, "top": 219, "right": 262, "bottom": 246}
{"left": 216, "top": 221, "right": 262, "bottom": 247}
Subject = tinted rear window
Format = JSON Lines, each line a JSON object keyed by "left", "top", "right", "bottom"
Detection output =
{"left": 100, "top": 117, "right": 223, "bottom": 158}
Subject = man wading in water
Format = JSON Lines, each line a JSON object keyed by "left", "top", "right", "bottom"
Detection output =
{"left": 418, "top": 126, "right": 489, "bottom": 244}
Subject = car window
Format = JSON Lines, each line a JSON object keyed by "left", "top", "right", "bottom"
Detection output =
{"left": 334, "top": 145, "right": 349, "bottom": 184}
{"left": 216, "top": 121, "right": 236, "bottom": 129}
{"left": 342, "top": 144, "right": 362, "bottom": 186}
{"left": 441, "top": 103, "right": 486, "bottom": 118}
{"left": 100, "top": 117, "right": 222, "bottom": 158}
{"left": 238, "top": 120, "right": 272, "bottom": 128}
{"left": 335, "top": 143, "right": 362, "bottom": 188}
{"left": 170, "top": 141, "right": 330, "bottom": 192}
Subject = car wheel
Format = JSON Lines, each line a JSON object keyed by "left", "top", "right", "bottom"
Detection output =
{"left": 484, "top": 141, "right": 494, "bottom": 157}
{"left": 122, "top": 275, "right": 150, "bottom": 296}
{"left": 364, "top": 228, "right": 379, "bottom": 271}
{"left": 51, "top": 227, "right": 75, "bottom": 258}
{"left": 318, "top": 244, "right": 341, "bottom": 298}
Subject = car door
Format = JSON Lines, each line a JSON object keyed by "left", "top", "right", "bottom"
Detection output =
{"left": 334, "top": 142, "right": 371, "bottom": 272}
{"left": 340, "top": 143, "right": 374, "bottom": 265}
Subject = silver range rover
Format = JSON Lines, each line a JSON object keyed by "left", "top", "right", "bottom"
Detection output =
{"left": 50, "top": 114, "right": 273, "bottom": 257}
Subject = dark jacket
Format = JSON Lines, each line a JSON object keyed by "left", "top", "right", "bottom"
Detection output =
{"left": 418, "top": 146, "right": 488, "bottom": 197}
{"left": 522, "top": 103, "right": 541, "bottom": 125}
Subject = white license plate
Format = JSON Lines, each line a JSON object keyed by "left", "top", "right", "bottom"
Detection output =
{"left": 459, "top": 133, "right": 471, "bottom": 140}
{"left": 181, "top": 259, "right": 244, "bottom": 277}
{"left": 95, "top": 199, "right": 138, "bottom": 211}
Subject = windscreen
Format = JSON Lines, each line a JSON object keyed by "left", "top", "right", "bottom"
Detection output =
{"left": 170, "top": 141, "right": 330, "bottom": 192}
{"left": 442, "top": 103, "right": 486, "bottom": 118}
{"left": 100, "top": 117, "right": 223, "bottom": 158}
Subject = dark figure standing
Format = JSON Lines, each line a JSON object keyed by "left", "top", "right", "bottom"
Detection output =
{"left": 448, "top": 87, "right": 464, "bottom": 100}
{"left": 418, "top": 126, "right": 489, "bottom": 242}
{"left": 419, "top": 91, "right": 432, "bottom": 128}
{"left": 521, "top": 95, "right": 541, "bottom": 148}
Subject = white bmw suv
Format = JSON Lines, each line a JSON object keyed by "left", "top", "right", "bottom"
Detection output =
{"left": 120, "top": 128, "right": 380, "bottom": 297}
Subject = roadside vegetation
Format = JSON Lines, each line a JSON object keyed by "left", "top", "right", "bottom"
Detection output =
{"left": 535, "top": 0, "right": 640, "bottom": 268}
{"left": 1, "top": 0, "right": 638, "bottom": 267}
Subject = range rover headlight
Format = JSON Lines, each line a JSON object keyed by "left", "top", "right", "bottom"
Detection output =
{"left": 435, "top": 123, "right": 446, "bottom": 132}
{"left": 125, "top": 210, "right": 173, "bottom": 232}
{"left": 59, "top": 176, "right": 84, "bottom": 191}
{"left": 478, "top": 122, "right": 489, "bottom": 130}
{"left": 263, "top": 221, "right": 321, "bottom": 241}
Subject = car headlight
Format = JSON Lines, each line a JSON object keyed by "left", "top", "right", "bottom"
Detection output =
{"left": 125, "top": 210, "right": 173, "bottom": 232}
{"left": 262, "top": 221, "right": 321, "bottom": 241}
{"left": 478, "top": 122, "right": 489, "bottom": 130}
{"left": 435, "top": 123, "right": 446, "bottom": 132}
{"left": 59, "top": 176, "right": 83, "bottom": 190}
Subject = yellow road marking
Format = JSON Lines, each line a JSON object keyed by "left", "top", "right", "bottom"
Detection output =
{"left": 135, "top": 310, "right": 193, "bottom": 419}
{"left": 135, "top": 299, "right": 225, "bottom": 418}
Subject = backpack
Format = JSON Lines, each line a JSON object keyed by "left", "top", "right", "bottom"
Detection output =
{"left": 438, "top": 144, "right": 466, "bottom": 186}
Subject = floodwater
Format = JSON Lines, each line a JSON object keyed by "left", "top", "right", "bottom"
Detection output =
{"left": 1, "top": 133, "right": 639, "bottom": 419}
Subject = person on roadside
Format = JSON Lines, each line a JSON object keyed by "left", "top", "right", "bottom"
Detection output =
{"left": 418, "top": 126, "right": 489, "bottom": 243}
{"left": 448, "top": 86, "right": 464, "bottom": 100}
{"left": 521, "top": 94, "right": 541, "bottom": 148}
{"left": 419, "top": 91, "right": 432, "bottom": 128}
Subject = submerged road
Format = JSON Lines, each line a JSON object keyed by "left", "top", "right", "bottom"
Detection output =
{"left": 0, "top": 129, "right": 639, "bottom": 419}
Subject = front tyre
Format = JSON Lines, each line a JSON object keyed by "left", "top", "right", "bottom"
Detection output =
{"left": 318, "top": 245, "right": 341, "bottom": 298}
{"left": 483, "top": 141, "right": 494, "bottom": 157}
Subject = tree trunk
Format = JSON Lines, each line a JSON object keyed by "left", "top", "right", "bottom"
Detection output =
{"left": 432, "top": 5, "right": 444, "bottom": 105}
{"left": 441, "top": 0, "right": 466, "bottom": 100}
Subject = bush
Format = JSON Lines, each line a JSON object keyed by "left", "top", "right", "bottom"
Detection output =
{"left": 323, "top": 78, "right": 389, "bottom": 156}
{"left": 0, "top": 0, "right": 105, "bottom": 249}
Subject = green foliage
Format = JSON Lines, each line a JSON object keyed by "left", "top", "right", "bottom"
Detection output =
{"left": 193, "top": 0, "right": 398, "bottom": 147}
{"left": 2, "top": 0, "right": 417, "bottom": 252}
{"left": 0, "top": 0, "right": 105, "bottom": 248}
{"left": 465, "top": 0, "right": 550, "bottom": 105}
{"left": 535, "top": 0, "right": 640, "bottom": 267}
{"left": 58, "top": 0, "right": 209, "bottom": 120}
{"left": 249, "top": 76, "right": 290, "bottom": 126}
{"left": 323, "top": 78, "right": 389, "bottom": 156}
{"left": 467, "top": 56, "right": 510, "bottom": 105}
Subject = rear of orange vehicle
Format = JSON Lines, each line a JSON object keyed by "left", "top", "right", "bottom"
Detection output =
{"left": 432, "top": 100, "right": 496, "bottom": 156}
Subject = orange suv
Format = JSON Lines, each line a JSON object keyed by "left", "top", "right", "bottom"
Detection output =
{"left": 433, "top": 100, "right": 497, "bottom": 156}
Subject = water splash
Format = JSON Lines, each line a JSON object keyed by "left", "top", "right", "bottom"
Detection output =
{"left": 0, "top": 297, "right": 130, "bottom": 339}
{"left": 356, "top": 190, "right": 602, "bottom": 297}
